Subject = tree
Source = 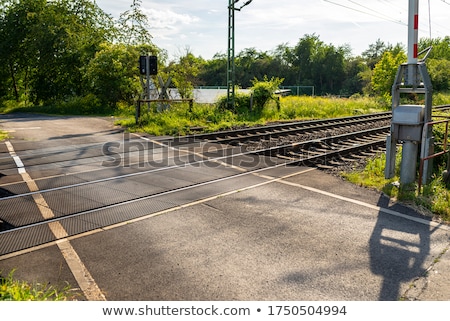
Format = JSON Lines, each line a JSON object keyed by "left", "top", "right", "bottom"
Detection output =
{"left": 315, "top": 44, "right": 348, "bottom": 94}
{"left": 0, "top": 0, "right": 114, "bottom": 104}
{"left": 343, "top": 56, "right": 369, "bottom": 96}
{"left": 290, "top": 34, "right": 349, "bottom": 95}
{"left": 0, "top": 0, "right": 46, "bottom": 101}
{"left": 117, "top": 0, "right": 152, "bottom": 46}
{"left": 362, "top": 39, "right": 389, "bottom": 70}
{"left": 84, "top": 43, "right": 142, "bottom": 108}
{"left": 292, "top": 34, "right": 321, "bottom": 86}
{"left": 371, "top": 50, "right": 407, "bottom": 96}
{"left": 427, "top": 59, "right": 450, "bottom": 91}
{"left": 33, "top": 0, "right": 114, "bottom": 103}
{"left": 168, "top": 48, "right": 204, "bottom": 99}
{"left": 235, "top": 48, "right": 277, "bottom": 87}
{"left": 198, "top": 53, "right": 227, "bottom": 87}
{"left": 270, "top": 43, "right": 297, "bottom": 85}
{"left": 418, "top": 37, "right": 450, "bottom": 92}
{"left": 419, "top": 36, "right": 450, "bottom": 61}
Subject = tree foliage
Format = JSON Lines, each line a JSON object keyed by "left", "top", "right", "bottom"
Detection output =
{"left": 251, "top": 76, "right": 284, "bottom": 112}
{"left": 371, "top": 51, "right": 407, "bottom": 96}
{"left": 0, "top": 1, "right": 449, "bottom": 113}
{"left": 168, "top": 48, "right": 203, "bottom": 99}
{"left": 117, "top": 0, "right": 152, "bottom": 46}
{"left": 84, "top": 43, "right": 140, "bottom": 108}
{"left": 198, "top": 34, "right": 368, "bottom": 96}
{"left": 0, "top": 0, "right": 114, "bottom": 104}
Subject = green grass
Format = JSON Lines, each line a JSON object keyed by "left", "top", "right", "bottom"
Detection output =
{"left": 3, "top": 92, "right": 450, "bottom": 221}
{"left": 279, "top": 95, "right": 387, "bottom": 120}
{"left": 344, "top": 152, "right": 398, "bottom": 192}
{"left": 117, "top": 95, "right": 390, "bottom": 136}
{"left": 3, "top": 92, "right": 448, "bottom": 137}
{"left": 0, "top": 270, "right": 76, "bottom": 301}
{"left": 343, "top": 150, "right": 450, "bottom": 222}
{"left": 0, "top": 130, "right": 9, "bottom": 141}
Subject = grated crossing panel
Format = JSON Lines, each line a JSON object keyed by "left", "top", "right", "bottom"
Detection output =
{"left": 0, "top": 224, "right": 55, "bottom": 255}
{"left": 0, "top": 196, "right": 44, "bottom": 227}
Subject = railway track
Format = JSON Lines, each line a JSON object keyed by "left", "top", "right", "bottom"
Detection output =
{"left": 181, "top": 112, "right": 392, "bottom": 145}
{"left": 1, "top": 106, "right": 449, "bottom": 255}
{"left": 259, "top": 126, "right": 389, "bottom": 168}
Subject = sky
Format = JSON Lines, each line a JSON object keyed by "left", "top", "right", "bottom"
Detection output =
{"left": 95, "top": 0, "right": 450, "bottom": 60}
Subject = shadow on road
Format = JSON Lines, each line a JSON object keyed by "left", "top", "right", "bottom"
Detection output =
{"left": 47, "top": 128, "right": 124, "bottom": 140}
{"left": 369, "top": 195, "right": 433, "bottom": 300}
{"left": 0, "top": 186, "right": 16, "bottom": 232}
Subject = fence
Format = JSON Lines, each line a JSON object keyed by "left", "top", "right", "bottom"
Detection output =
{"left": 418, "top": 118, "right": 450, "bottom": 191}
{"left": 135, "top": 98, "right": 194, "bottom": 124}
{"left": 280, "top": 86, "right": 315, "bottom": 96}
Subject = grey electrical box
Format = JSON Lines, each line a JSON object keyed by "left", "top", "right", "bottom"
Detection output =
{"left": 392, "top": 105, "right": 424, "bottom": 125}
{"left": 392, "top": 105, "right": 424, "bottom": 142}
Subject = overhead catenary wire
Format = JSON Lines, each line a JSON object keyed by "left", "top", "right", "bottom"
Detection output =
{"left": 323, "top": 0, "right": 450, "bottom": 37}
{"left": 377, "top": 0, "right": 406, "bottom": 13}
{"left": 346, "top": 0, "right": 437, "bottom": 36}
{"left": 426, "top": 0, "right": 450, "bottom": 35}
{"left": 347, "top": 0, "right": 406, "bottom": 24}
{"left": 323, "top": 0, "right": 407, "bottom": 26}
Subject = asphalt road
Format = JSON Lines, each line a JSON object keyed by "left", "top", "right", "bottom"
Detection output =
{"left": 0, "top": 113, "right": 449, "bottom": 301}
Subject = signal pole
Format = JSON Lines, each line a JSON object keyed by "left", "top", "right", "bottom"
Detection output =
{"left": 227, "top": 0, "right": 236, "bottom": 111}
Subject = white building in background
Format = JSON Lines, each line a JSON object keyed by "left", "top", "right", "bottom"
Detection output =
{"left": 167, "top": 88, "right": 251, "bottom": 104}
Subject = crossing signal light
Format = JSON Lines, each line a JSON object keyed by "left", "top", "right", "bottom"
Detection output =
{"left": 149, "top": 56, "right": 157, "bottom": 75}
{"left": 139, "top": 55, "right": 157, "bottom": 75}
{"left": 139, "top": 56, "right": 146, "bottom": 75}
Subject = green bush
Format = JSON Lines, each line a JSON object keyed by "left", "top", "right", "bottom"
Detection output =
{"left": 215, "top": 77, "right": 283, "bottom": 115}
{"left": 433, "top": 92, "right": 450, "bottom": 106}
{"left": 251, "top": 77, "right": 283, "bottom": 113}
{"left": 54, "top": 94, "right": 106, "bottom": 115}
{"left": 216, "top": 91, "right": 251, "bottom": 114}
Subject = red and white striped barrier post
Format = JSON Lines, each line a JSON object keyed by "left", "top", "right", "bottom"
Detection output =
{"left": 407, "top": 0, "right": 419, "bottom": 84}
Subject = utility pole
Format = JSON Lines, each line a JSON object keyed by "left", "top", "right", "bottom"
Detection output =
{"left": 227, "top": 0, "right": 253, "bottom": 111}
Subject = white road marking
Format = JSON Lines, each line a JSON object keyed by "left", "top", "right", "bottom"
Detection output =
{"left": 5, "top": 141, "right": 24, "bottom": 169}
{"left": 0, "top": 166, "right": 318, "bottom": 259}
{"left": 136, "top": 133, "right": 448, "bottom": 230}
{"left": 257, "top": 172, "right": 449, "bottom": 231}
{"left": 2, "top": 135, "right": 445, "bottom": 286}
{"left": 4, "top": 140, "right": 106, "bottom": 301}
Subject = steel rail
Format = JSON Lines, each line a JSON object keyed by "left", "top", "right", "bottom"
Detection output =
{"left": 0, "top": 112, "right": 392, "bottom": 194}
{"left": 180, "top": 112, "right": 391, "bottom": 144}
{"left": 258, "top": 126, "right": 389, "bottom": 165}
{"left": 3, "top": 104, "right": 448, "bottom": 171}
{"left": 2, "top": 106, "right": 450, "bottom": 254}
{"left": 0, "top": 125, "right": 389, "bottom": 201}
{"left": 0, "top": 127, "right": 388, "bottom": 236}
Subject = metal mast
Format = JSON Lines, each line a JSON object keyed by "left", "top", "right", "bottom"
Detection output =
{"left": 227, "top": 1, "right": 253, "bottom": 111}
{"left": 227, "top": 0, "right": 236, "bottom": 110}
